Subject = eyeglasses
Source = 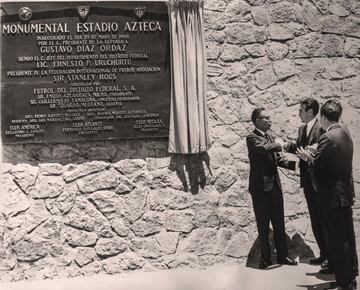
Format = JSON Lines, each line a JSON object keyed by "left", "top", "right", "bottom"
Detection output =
{"left": 257, "top": 116, "right": 270, "bottom": 120}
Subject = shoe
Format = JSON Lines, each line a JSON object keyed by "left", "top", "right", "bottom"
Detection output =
{"left": 310, "top": 256, "right": 327, "bottom": 265}
{"left": 325, "top": 281, "right": 356, "bottom": 289}
{"left": 259, "top": 260, "right": 272, "bottom": 269}
{"left": 319, "top": 267, "right": 335, "bottom": 275}
{"left": 277, "top": 257, "right": 298, "bottom": 266}
{"left": 322, "top": 260, "right": 329, "bottom": 268}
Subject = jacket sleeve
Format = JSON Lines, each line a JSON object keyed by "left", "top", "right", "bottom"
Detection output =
{"left": 285, "top": 127, "right": 301, "bottom": 153}
{"left": 246, "top": 134, "right": 282, "bottom": 154}
{"left": 277, "top": 153, "right": 296, "bottom": 171}
{"left": 313, "top": 134, "right": 333, "bottom": 172}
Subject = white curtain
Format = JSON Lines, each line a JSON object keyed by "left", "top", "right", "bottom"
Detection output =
{"left": 167, "top": 0, "right": 211, "bottom": 154}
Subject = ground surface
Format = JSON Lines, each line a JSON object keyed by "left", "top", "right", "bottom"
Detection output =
{"left": 1, "top": 262, "right": 358, "bottom": 290}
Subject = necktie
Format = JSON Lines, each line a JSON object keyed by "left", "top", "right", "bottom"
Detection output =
{"left": 300, "top": 124, "right": 308, "bottom": 146}
{"left": 264, "top": 133, "right": 271, "bottom": 142}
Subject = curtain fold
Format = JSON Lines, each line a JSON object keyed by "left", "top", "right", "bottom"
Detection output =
{"left": 167, "top": 0, "right": 211, "bottom": 154}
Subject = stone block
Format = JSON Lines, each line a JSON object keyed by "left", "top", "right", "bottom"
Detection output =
{"left": 205, "top": 30, "right": 226, "bottom": 44}
{"left": 312, "top": 79, "right": 342, "bottom": 99}
{"left": 265, "top": 41, "right": 289, "bottom": 60}
{"left": 351, "top": 1, "right": 360, "bottom": 17}
{"left": 311, "top": 0, "right": 330, "bottom": 14}
{"left": 95, "top": 237, "right": 127, "bottom": 258}
{"left": 219, "top": 181, "right": 252, "bottom": 207}
{"left": 255, "top": 65, "right": 278, "bottom": 90}
{"left": 220, "top": 44, "right": 249, "bottom": 62}
{"left": 149, "top": 188, "right": 193, "bottom": 211}
{"left": 204, "top": 0, "right": 227, "bottom": 12}
{"left": 193, "top": 206, "right": 220, "bottom": 228}
{"left": 207, "top": 63, "right": 224, "bottom": 77}
{"left": 109, "top": 217, "right": 130, "bottom": 237}
{"left": 342, "top": 76, "right": 360, "bottom": 98}
{"left": 248, "top": 87, "right": 285, "bottom": 109}
{"left": 344, "top": 16, "right": 360, "bottom": 38}
{"left": 268, "top": 2, "right": 303, "bottom": 23}
{"left": 55, "top": 182, "right": 78, "bottom": 214}
{"left": 216, "top": 207, "right": 254, "bottom": 228}
{"left": 64, "top": 197, "right": 113, "bottom": 237}
{"left": 165, "top": 210, "right": 194, "bottom": 233}
{"left": 164, "top": 253, "right": 199, "bottom": 269}
{"left": 38, "top": 163, "right": 63, "bottom": 176}
{"left": 30, "top": 215, "right": 62, "bottom": 241}
{"left": 213, "top": 165, "right": 238, "bottom": 193}
{"left": 77, "top": 167, "right": 123, "bottom": 194}
{"left": 63, "top": 161, "right": 108, "bottom": 182}
{"left": 345, "top": 37, "right": 360, "bottom": 57}
{"left": 303, "top": 0, "right": 323, "bottom": 31}
{"left": 270, "top": 24, "right": 296, "bottom": 41}
{"left": 121, "top": 189, "right": 147, "bottom": 222}
{"left": 12, "top": 236, "right": 48, "bottom": 262}
{"left": 102, "top": 253, "right": 145, "bottom": 273}
{"left": 130, "top": 211, "right": 164, "bottom": 237}
{"left": 251, "top": 6, "right": 269, "bottom": 26}
{"left": 289, "top": 33, "right": 344, "bottom": 58}
{"left": 64, "top": 226, "right": 98, "bottom": 247}
{"left": 156, "top": 230, "right": 179, "bottom": 254}
{"left": 329, "top": 0, "right": 351, "bottom": 16}
{"left": 206, "top": 42, "right": 221, "bottom": 60}
{"left": 280, "top": 77, "right": 312, "bottom": 106}
{"left": 273, "top": 59, "right": 296, "bottom": 80}
{"left": 244, "top": 44, "right": 266, "bottom": 58}
{"left": 74, "top": 247, "right": 96, "bottom": 267}
{"left": 225, "top": 23, "right": 257, "bottom": 45}
{"left": 0, "top": 177, "right": 30, "bottom": 217}
{"left": 11, "top": 164, "right": 38, "bottom": 194}
{"left": 112, "top": 159, "right": 147, "bottom": 176}
{"left": 32, "top": 175, "right": 64, "bottom": 199}
{"left": 224, "top": 232, "right": 252, "bottom": 258}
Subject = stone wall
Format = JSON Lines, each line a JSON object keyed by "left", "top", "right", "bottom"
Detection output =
{"left": 1, "top": 0, "right": 360, "bottom": 282}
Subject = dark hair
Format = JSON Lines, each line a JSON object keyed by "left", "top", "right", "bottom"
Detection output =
{"left": 300, "top": 97, "right": 319, "bottom": 115}
{"left": 251, "top": 107, "right": 265, "bottom": 124}
{"left": 320, "top": 99, "right": 342, "bottom": 122}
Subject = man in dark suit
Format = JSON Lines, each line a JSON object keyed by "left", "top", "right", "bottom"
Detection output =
{"left": 285, "top": 98, "right": 328, "bottom": 266}
{"left": 247, "top": 108, "right": 297, "bottom": 269}
{"left": 298, "top": 100, "right": 358, "bottom": 290}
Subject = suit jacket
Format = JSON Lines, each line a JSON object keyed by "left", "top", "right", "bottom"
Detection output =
{"left": 247, "top": 130, "right": 295, "bottom": 194}
{"left": 313, "top": 124, "right": 354, "bottom": 208}
{"left": 288, "top": 119, "right": 324, "bottom": 192}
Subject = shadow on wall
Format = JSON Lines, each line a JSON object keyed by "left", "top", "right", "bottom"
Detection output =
{"left": 1, "top": 138, "right": 169, "bottom": 165}
{"left": 246, "top": 232, "right": 315, "bottom": 268}
{"left": 169, "top": 152, "right": 212, "bottom": 194}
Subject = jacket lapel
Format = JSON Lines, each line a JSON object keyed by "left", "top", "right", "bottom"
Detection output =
{"left": 307, "top": 119, "right": 319, "bottom": 145}
{"left": 254, "top": 129, "right": 276, "bottom": 163}
{"left": 266, "top": 133, "right": 277, "bottom": 163}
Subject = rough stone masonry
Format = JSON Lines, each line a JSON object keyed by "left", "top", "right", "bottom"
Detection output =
{"left": 1, "top": 0, "right": 360, "bottom": 282}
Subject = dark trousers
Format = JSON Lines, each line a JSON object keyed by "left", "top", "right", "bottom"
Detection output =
{"left": 251, "top": 186, "right": 288, "bottom": 262}
{"left": 322, "top": 206, "right": 358, "bottom": 287}
{"left": 304, "top": 189, "right": 327, "bottom": 259}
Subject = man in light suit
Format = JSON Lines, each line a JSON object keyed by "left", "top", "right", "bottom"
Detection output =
{"left": 285, "top": 98, "right": 328, "bottom": 265}
{"left": 298, "top": 100, "right": 358, "bottom": 290}
{"left": 247, "top": 108, "right": 297, "bottom": 269}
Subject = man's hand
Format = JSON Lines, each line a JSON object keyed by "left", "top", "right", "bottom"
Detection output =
{"left": 305, "top": 143, "right": 318, "bottom": 156}
{"left": 275, "top": 137, "right": 287, "bottom": 150}
{"left": 296, "top": 146, "right": 314, "bottom": 163}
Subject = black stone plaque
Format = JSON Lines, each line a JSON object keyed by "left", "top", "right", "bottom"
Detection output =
{"left": 1, "top": 2, "right": 170, "bottom": 144}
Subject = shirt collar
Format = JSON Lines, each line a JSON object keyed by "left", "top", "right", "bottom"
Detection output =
{"left": 326, "top": 123, "right": 339, "bottom": 132}
{"left": 305, "top": 117, "right": 317, "bottom": 137}
{"left": 255, "top": 128, "right": 266, "bottom": 136}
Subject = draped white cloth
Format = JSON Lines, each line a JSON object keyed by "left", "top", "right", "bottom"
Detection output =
{"left": 167, "top": 0, "right": 211, "bottom": 154}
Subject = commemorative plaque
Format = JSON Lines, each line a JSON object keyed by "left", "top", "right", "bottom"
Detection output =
{"left": 1, "top": 2, "right": 170, "bottom": 144}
